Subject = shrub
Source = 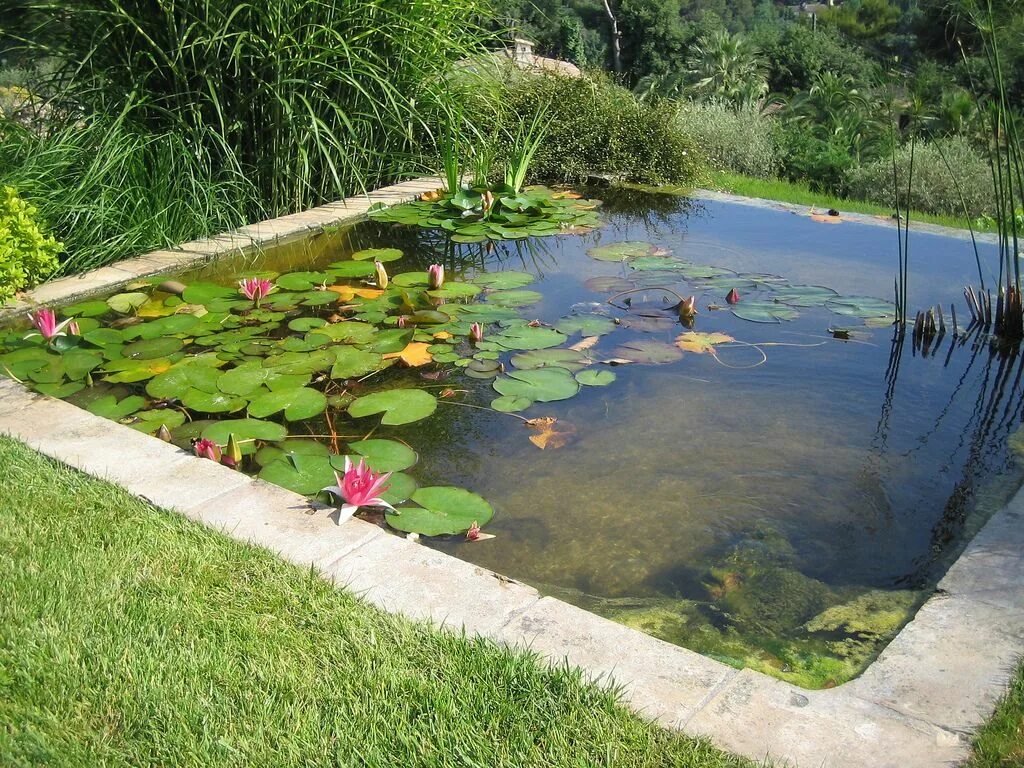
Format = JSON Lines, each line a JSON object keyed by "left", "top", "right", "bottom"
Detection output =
{"left": 673, "top": 100, "right": 782, "bottom": 179}
{"left": 24, "top": 0, "right": 492, "bottom": 216}
{"left": 0, "top": 185, "right": 61, "bottom": 304}
{"left": 846, "top": 137, "right": 996, "bottom": 219}
{"left": 0, "top": 116, "right": 259, "bottom": 277}
{"left": 471, "top": 73, "right": 707, "bottom": 186}
{"left": 778, "top": 126, "right": 859, "bottom": 193}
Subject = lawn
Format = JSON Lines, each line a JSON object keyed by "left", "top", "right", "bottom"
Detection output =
{"left": 708, "top": 171, "right": 996, "bottom": 234}
{"left": 968, "top": 658, "right": 1024, "bottom": 767}
{"left": 0, "top": 435, "right": 751, "bottom": 768}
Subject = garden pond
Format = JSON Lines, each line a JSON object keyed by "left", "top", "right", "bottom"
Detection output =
{"left": 4, "top": 187, "right": 1023, "bottom": 689}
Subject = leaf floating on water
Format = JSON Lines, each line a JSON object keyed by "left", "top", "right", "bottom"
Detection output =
{"left": 731, "top": 300, "right": 799, "bottom": 324}
{"left": 491, "top": 395, "right": 533, "bottom": 412}
{"left": 383, "top": 342, "right": 434, "bottom": 367}
{"left": 493, "top": 367, "right": 580, "bottom": 402}
{"left": 587, "top": 241, "right": 657, "bottom": 262}
{"left": 675, "top": 331, "right": 735, "bottom": 354}
{"left": 385, "top": 486, "right": 494, "bottom": 536}
{"left": 569, "top": 335, "right": 601, "bottom": 352}
{"left": 612, "top": 340, "right": 683, "bottom": 365}
{"left": 575, "top": 369, "right": 616, "bottom": 386}
{"left": 348, "top": 388, "right": 438, "bottom": 425}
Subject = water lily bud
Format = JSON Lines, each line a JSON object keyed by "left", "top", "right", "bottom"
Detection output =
{"left": 225, "top": 432, "right": 243, "bottom": 466}
{"left": 469, "top": 322, "right": 484, "bottom": 343}
{"left": 156, "top": 424, "right": 173, "bottom": 443}
{"left": 396, "top": 315, "right": 407, "bottom": 328}
{"left": 726, "top": 288, "right": 740, "bottom": 305}
{"left": 374, "top": 261, "right": 389, "bottom": 289}
{"left": 428, "top": 264, "right": 445, "bottom": 290}
{"left": 192, "top": 438, "right": 221, "bottom": 463}
{"left": 679, "top": 296, "right": 697, "bottom": 318}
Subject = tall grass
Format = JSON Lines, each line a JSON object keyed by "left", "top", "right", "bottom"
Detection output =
{"left": 22, "top": 0, "right": 494, "bottom": 216}
{"left": 0, "top": 113, "right": 260, "bottom": 276}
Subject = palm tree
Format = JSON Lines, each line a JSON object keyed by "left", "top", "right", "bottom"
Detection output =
{"left": 683, "top": 31, "right": 768, "bottom": 108}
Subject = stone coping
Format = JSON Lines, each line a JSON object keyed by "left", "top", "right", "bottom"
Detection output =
{"left": 1, "top": 178, "right": 1021, "bottom": 766}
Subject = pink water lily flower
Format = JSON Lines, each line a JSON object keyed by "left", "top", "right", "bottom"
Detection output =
{"left": 239, "top": 277, "right": 274, "bottom": 307}
{"left": 469, "top": 322, "right": 484, "bottom": 343}
{"left": 323, "top": 457, "right": 395, "bottom": 520}
{"left": 192, "top": 438, "right": 222, "bottom": 462}
{"left": 26, "top": 308, "right": 75, "bottom": 343}
{"left": 428, "top": 263, "right": 445, "bottom": 290}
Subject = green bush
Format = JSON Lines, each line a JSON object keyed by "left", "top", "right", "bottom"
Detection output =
{"left": 0, "top": 185, "right": 61, "bottom": 304}
{"left": 779, "top": 126, "right": 859, "bottom": 193}
{"left": 673, "top": 100, "right": 782, "bottom": 179}
{"left": 0, "top": 116, "right": 259, "bottom": 277}
{"left": 472, "top": 73, "right": 706, "bottom": 186}
{"left": 846, "top": 137, "right": 996, "bottom": 219}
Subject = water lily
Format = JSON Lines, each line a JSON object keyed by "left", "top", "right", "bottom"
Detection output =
{"left": 67, "top": 320, "right": 81, "bottom": 336}
{"left": 25, "top": 308, "right": 75, "bottom": 343}
{"left": 726, "top": 288, "right": 740, "bottom": 305}
{"left": 396, "top": 315, "right": 407, "bottom": 328}
{"left": 428, "top": 263, "right": 445, "bottom": 290}
{"left": 322, "top": 456, "right": 395, "bottom": 520}
{"left": 192, "top": 438, "right": 222, "bottom": 462}
{"left": 469, "top": 322, "right": 484, "bottom": 343}
{"left": 374, "top": 260, "right": 389, "bottom": 289}
{"left": 239, "top": 277, "right": 274, "bottom": 307}
{"left": 678, "top": 296, "right": 697, "bottom": 319}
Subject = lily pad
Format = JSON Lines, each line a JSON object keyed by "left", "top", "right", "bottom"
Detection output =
{"left": 328, "top": 260, "right": 377, "bottom": 277}
{"left": 379, "top": 472, "right": 417, "bottom": 505}
{"left": 181, "top": 282, "right": 236, "bottom": 306}
{"left": 330, "top": 346, "right": 385, "bottom": 379}
{"left": 464, "top": 359, "right": 502, "bottom": 379}
{"left": 510, "top": 349, "right": 589, "bottom": 372}
{"left": 732, "top": 301, "right": 800, "bottom": 324}
{"left": 675, "top": 331, "right": 735, "bottom": 354}
{"left": 469, "top": 271, "right": 535, "bottom": 289}
{"left": 825, "top": 296, "right": 897, "bottom": 320}
{"left": 352, "top": 247, "right": 403, "bottom": 262}
{"left": 180, "top": 388, "right": 248, "bottom": 414}
{"left": 613, "top": 340, "right": 683, "bottom": 365}
{"left": 772, "top": 285, "right": 839, "bottom": 307}
{"left": 122, "top": 336, "right": 185, "bottom": 360}
{"left": 584, "top": 276, "right": 635, "bottom": 293}
{"left": 129, "top": 408, "right": 188, "bottom": 433}
{"left": 147, "top": 356, "right": 226, "bottom": 398}
{"left": 493, "top": 367, "right": 580, "bottom": 402}
{"left": 575, "top": 369, "right": 616, "bottom": 386}
{"left": 106, "top": 292, "right": 150, "bottom": 314}
{"left": 554, "top": 314, "right": 616, "bottom": 336}
{"left": 491, "top": 326, "right": 566, "bottom": 351}
{"left": 348, "top": 439, "right": 418, "bottom": 472}
{"left": 217, "top": 362, "right": 310, "bottom": 396}
{"left": 385, "top": 486, "right": 494, "bottom": 536}
{"left": 258, "top": 453, "right": 337, "bottom": 495}
{"left": 587, "top": 241, "right": 656, "bottom": 262}
{"left": 247, "top": 386, "right": 327, "bottom": 420}
{"left": 487, "top": 289, "right": 544, "bottom": 307}
{"left": 87, "top": 394, "right": 146, "bottom": 420}
{"left": 348, "top": 388, "right": 437, "bottom": 425}
{"left": 255, "top": 439, "right": 331, "bottom": 467}
{"left": 201, "top": 419, "right": 288, "bottom": 453}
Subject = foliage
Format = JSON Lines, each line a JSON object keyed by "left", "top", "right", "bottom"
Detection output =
{"left": 847, "top": 136, "right": 996, "bottom": 218}
{"left": 0, "top": 114, "right": 259, "bottom": 277}
{"left": 683, "top": 31, "right": 768, "bottom": 107}
{"left": 674, "top": 101, "right": 782, "bottom": 178}
{"left": 21, "top": 0, "right": 493, "bottom": 216}
{"left": 471, "top": 73, "right": 706, "bottom": 185}
{"left": 0, "top": 184, "right": 61, "bottom": 304}
{"left": 0, "top": 437, "right": 753, "bottom": 768}
{"left": 967, "top": 658, "right": 1024, "bottom": 767}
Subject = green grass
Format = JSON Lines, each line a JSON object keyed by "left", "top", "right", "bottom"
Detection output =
{"left": 0, "top": 435, "right": 752, "bottom": 768}
{"left": 967, "top": 659, "right": 1024, "bottom": 767}
{"left": 708, "top": 171, "right": 996, "bottom": 233}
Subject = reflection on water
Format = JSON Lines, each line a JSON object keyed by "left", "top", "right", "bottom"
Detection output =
{"left": 71, "top": 191, "right": 1024, "bottom": 685}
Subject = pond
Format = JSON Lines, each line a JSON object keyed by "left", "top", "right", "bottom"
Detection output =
{"left": 4, "top": 187, "right": 1022, "bottom": 689}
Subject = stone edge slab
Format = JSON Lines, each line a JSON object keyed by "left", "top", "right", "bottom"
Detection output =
{"left": 0, "top": 176, "right": 444, "bottom": 321}
{"left": 0, "top": 181, "right": 1020, "bottom": 767}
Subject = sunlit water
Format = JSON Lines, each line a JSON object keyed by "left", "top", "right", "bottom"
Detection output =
{"left": 12, "top": 190, "right": 1024, "bottom": 686}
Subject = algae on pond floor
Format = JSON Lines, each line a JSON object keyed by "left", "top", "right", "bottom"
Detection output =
{"left": 549, "top": 525, "right": 925, "bottom": 689}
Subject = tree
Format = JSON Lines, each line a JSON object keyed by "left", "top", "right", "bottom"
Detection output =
{"left": 684, "top": 30, "right": 768, "bottom": 106}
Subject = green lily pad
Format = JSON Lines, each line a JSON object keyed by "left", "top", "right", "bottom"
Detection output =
{"left": 493, "top": 367, "right": 580, "bottom": 402}
{"left": 34, "top": 381, "right": 85, "bottom": 398}
{"left": 262, "top": 349, "right": 334, "bottom": 375}
{"left": 587, "top": 241, "right": 656, "bottom": 262}
{"left": 352, "top": 247, "right": 403, "bottom": 262}
{"left": 87, "top": 394, "right": 146, "bottom": 420}
{"left": 487, "top": 289, "right": 544, "bottom": 307}
{"left": 613, "top": 340, "right": 683, "bottom": 364}
{"left": 181, "top": 282, "right": 236, "bottom": 306}
{"left": 106, "top": 292, "right": 150, "bottom": 314}
{"left": 129, "top": 409, "right": 187, "bottom": 433}
{"left": 772, "top": 285, "right": 838, "bottom": 307}
{"left": 134, "top": 314, "right": 201, "bottom": 339}
{"left": 82, "top": 328, "right": 125, "bottom": 347}
{"left": 62, "top": 349, "right": 103, "bottom": 381}
{"left": 146, "top": 356, "right": 226, "bottom": 398}
{"left": 255, "top": 439, "right": 331, "bottom": 467}
{"left": 491, "top": 326, "right": 566, "bottom": 351}
{"left": 554, "top": 314, "right": 617, "bottom": 336}
{"left": 464, "top": 359, "right": 502, "bottom": 379}
{"left": 825, "top": 296, "right": 897, "bottom": 319}
{"left": 275, "top": 271, "right": 330, "bottom": 291}
{"left": 348, "top": 388, "right": 437, "bottom": 425}
{"left": 392, "top": 271, "right": 429, "bottom": 287}
{"left": 510, "top": 349, "right": 589, "bottom": 372}
{"left": 347, "top": 439, "right": 418, "bottom": 472}
{"left": 732, "top": 301, "right": 800, "bottom": 324}
{"left": 491, "top": 395, "right": 533, "bottom": 412}
{"left": 361, "top": 329, "right": 414, "bottom": 354}
{"left": 328, "top": 260, "right": 377, "bottom": 277}
{"left": 288, "top": 317, "right": 327, "bottom": 333}
{"left": 201, "top": 419, "right": 288, "bottom": 453}
{"left": 181, "top": 388, "right": 248, "bottom": 414}
{"left": 427, "top": 282, "right": 482, "bottom": 300}
{"left": 469, "top": 271, "right": 534, "bottom": 289}
{"left": 63, "top": 300, "right": 111, "bottom": 318}
{"left": 385, "top": 486, "right": 494, "bottom": 536}
{"left": 248, "top": 386, "right": 327, "bottom": 420}
{"left": 379, "top": 472, "right": 417, "bottom": 505}
{"left": 576, "top": 369, "right": 616, "bottom": 386}
{"left": 103, "top": 356, "right": 182, "bottom": 383}
{"left": 122, "top": 336, "right": 184, "bottom": 360}
{"left": 217, "top": 362, "right": 310, "bottom": 396}
{"left": 258, "top": 453, "right": 337, "bottom": 495}
{"left": 329, "top": 346, "right": 385, "bottom": 379}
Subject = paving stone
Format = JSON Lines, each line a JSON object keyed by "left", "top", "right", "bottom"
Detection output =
{"left": 497, "top": 596, "right": 737, "bottom": 728}
{"left": 172, "top": 233, "right": 257, "bottom": 256}
{"left": 27, "top": 267, "right": 134, "bottom": 305}
{"left": 322, "top": 534, "right": 540, "bottom": 636}
{"left": 687, "top": 668, "right": 966, "bottom": 768}
{"left": 847, "top": 593, "right": 1024, "bottom": 734}
{"left": 180, "top": 480, "right": 383, "bottom": 569}
{"left": 107, "top": 250, "right": 206, "bottom": 279}
{"left": 233, "top": 217, "right": 313, "bottom": 242}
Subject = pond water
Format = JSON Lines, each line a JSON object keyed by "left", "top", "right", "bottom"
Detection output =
{"left": 4, "top": 188, "right": 1023, "bottom": 688}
